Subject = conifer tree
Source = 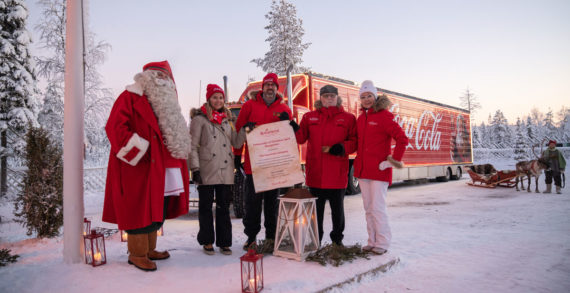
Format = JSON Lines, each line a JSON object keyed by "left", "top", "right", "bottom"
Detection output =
{"left": 0, "top": 0, "right": 39, "bottom": 195}
{"left": 513, "top": 117, "right": 527, "bottom": 161}
{"left": 251, "top": 0, "right": 311, "bottom": 75}
{"left": 13, "top": 125, "right": 63, "bottom": 238}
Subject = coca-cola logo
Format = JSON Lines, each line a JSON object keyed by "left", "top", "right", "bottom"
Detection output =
{"left": 390, "top": 104, "right": 442, "bottom": 151}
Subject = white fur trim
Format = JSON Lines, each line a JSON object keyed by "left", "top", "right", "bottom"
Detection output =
{"left": 117, "top": 133, "right": 149, "bottom": 166}
{"left": 126, "top": 82, "right": 144, "bottom": 96}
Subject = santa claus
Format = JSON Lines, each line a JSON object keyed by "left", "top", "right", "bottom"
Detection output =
{"left": 102, "top": 61, "right": 191, "bottom": 271}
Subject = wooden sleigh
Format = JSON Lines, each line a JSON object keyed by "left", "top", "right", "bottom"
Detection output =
{"left": 467, "top": 169, "right": 518, "bottom": 188}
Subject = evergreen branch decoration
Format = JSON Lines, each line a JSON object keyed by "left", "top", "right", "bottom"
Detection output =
{"left": 306, "top": 243, "right": 372, "bottom": 267}
{"left": 0, "top": 249, "right": 20, "bottom": 267}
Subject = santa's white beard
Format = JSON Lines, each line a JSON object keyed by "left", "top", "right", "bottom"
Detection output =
{"left": 134, "top": 71, "right": 191, "bottom": 159}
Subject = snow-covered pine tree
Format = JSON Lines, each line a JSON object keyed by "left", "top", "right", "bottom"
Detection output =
{"left": 13, "top": 125, "right": 63, "bottom": 238}
{"left": 0, "top": 0, "right": 39, "bottom": 196}
{"left": 544, "top": 109, "right": 557, "bottom": 141}
{"left": 490, "top": 110, "right": 510, "bottom": 148}
{"left": 35, "top": 0, "right": 112, "bottom": 166}
{"left": 472, "top": 126, "right": 482, "bottom": 148}
{"left": 513, "top": 117, "right": 527, "bottom": 161}
{"left": 556, "top": 106, "right": 570, "bottom": 142}
{"left": 251, "top": 0, "right": 311, "bottom": 75}
{"left": 479, "top": 121, "right": 490, "bottom": 148}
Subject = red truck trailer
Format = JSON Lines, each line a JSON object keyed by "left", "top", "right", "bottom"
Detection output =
{"left": 228, "top": 72, "right": 472, "bottom": 207}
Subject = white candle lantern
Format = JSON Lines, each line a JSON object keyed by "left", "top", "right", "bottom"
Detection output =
{"left": 273, "top": 188, "right": 319, "bottom": 261}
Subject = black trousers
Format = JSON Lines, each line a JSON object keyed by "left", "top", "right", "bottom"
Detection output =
{"left": 127, "top": 197, "right": 170, "bottom": 235}
{"left": 309, "top": 187, "right": 345, "bottom": 244}
{"left": 197, "top": 184, "right": 232, "bottom": 247}
{"left": 545, "top": 170, "right": 562, "bottom": 187}
{"left": 243, "top": 175, "right": 279, "bottom": 241}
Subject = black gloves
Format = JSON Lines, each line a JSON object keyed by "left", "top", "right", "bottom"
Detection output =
{"left": 192, "top": 171, "right": 202, "bottom": 185}
{"left": 329, "top": 143, "right": 345, "bottom": 156}
{"left": 244, "top": 122, "right": 256, "bottom": 131}
{"left": 234, "top": 155, "right": 242, "bottom": 170}
{"left": 279, "top": 112, "right": 290, "bottom": 121}
{"left": 289, "top": 120, "right": 300, "bottom": 132}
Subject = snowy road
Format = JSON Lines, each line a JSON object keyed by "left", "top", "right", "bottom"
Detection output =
{"left": 1, "top": 177, "right": 569, "bottom": 292}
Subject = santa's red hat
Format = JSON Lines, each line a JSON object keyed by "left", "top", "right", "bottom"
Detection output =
{"left": 143, "top": 60, "right": 174, "bottom": 82}
{"left": 262, "top": 73, "right": 279, "bottom": 89}
{"left": 206, "top": 84, "right": 225, "bottom": 100}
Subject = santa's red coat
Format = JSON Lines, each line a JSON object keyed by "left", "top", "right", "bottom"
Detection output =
{"left": 102, "top": 89, "right": 189, "bottom": 230}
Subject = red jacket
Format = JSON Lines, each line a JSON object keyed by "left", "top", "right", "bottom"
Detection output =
{"left": 103, "top": 89, "right": 189, "bottom": 230}
{"left": 235, "top": 91, "right": 292, "bottom": 175}
{"left": 354, "top": 96, "right": 409, "bottom": 185}
{"left": 295, "top": 101, "right": 357, "bottom": 189}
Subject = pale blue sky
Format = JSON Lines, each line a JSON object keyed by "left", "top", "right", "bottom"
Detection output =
{"left": 26, "top": 0, "right": 570, "bottom": 124}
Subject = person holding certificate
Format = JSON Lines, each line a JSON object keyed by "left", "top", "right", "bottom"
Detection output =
{"left": 294, "top": 85, "right": 357, "bottom": 246}
{"left": 234, "top": 73, "right": 293, "bottom": 250}
{"left": 354, "top": 80, "right": 409, "bottom": 255}
{"left": 189, "top": 84, "right": 246, "bottom": 255}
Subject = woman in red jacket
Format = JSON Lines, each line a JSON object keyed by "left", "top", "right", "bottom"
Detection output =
{"left": 354, "top": 80, "right": 409, "bottom": 255}
{"left": 295, "top": 85, "right": 357, "bottom": 246}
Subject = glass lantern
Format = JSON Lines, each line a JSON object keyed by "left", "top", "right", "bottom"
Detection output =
{"left": 83, "top": 218, "right": 91, "bottom": 236}
{"left": 273, "top": 188, "right": 319, "bottom": 261}
{"left": 84, "top": 229, "right": 107, "bottom": 267}
{"left": 240, "top": 249, "right": 263, "bottom": 293}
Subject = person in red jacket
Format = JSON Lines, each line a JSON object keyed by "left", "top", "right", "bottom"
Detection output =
{"left": 234, "top": 73, "right": 293, "bottom": 250}
{"left": 294, "top": 85, "right": 357, "bottom": 246}
{"left": 354, "top": 80, "right": 409, "bottom": 255}
{"left": 103, "top": 61, "right": 191, "bottom": 271}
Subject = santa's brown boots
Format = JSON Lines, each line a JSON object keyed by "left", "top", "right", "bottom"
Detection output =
{"left": 148, "top": 230, "right": 170, "bottom": 260}
{"left": 127, "top": 233, "right": 157, "bottom": 271}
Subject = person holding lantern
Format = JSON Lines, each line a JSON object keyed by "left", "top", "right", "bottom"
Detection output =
{"left": 293, "top": 84, "right": 357, "bottom": 246}
{"left": 189, "top": 84, "right": 246, "bottom": 255}
{"left": 354, "top": 80, "right": 409, "bottom": 255}
{"left": 234, "top": 72, "right": 293, "bottom": 250}
{"left": 103, "top": 61, "right": 191, "bottom": 271}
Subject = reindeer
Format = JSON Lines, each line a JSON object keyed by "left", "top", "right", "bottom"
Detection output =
{"left": 515, "top": 143, "right": 550, "bottom": 192}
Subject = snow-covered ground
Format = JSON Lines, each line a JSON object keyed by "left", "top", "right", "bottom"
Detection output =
{"left": 1, "top": 169, "right": 569, "bottom": 292}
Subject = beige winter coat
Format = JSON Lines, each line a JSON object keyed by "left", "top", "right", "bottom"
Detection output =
{"left": 189, "top": 107, "right": 246, "bottom": 185}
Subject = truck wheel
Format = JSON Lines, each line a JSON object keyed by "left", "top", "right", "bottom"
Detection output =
{"left": 436, "top": 168, "right": 451, "bottom": 182}
{"left": 346, "top": 165, "right": 361, "bottom": 195}
{"left": 231, "top": 169, "right": 246, "bottom": 218}
{"left": 452, "top": 166, "right": 462, "bottom": 180}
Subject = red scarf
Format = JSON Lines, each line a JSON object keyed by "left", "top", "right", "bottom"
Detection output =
{"left": 201, "top": 105, "right": 226, "bottom": 125}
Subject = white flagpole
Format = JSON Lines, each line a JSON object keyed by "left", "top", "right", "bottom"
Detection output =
{"left": 63, "top": 0, "right": 85, "bottom": 263}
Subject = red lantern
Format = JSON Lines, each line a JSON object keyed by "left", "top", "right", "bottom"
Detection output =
{"left": 83, "top": 229, "right": 107, "bottom": 267}
{"left": 119, "top": 230, "right": 128, "bottom": 242}
{"left": 83, "top": 218, "right": 91, "bottom": 236}
{"left": 240, "top": 249, "right": 264, "bottom": 293}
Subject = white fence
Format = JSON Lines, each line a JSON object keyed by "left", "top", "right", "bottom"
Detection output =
{"left": 473, "top": 147, "right": 570, "bottom": 163}
{"left": 4, "top": 167, "right": 108, "bottom": 196}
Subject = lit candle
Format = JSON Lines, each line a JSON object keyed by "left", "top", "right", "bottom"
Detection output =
{"left": 94, "top": 252, "right": 101, "bottom": 262}
{"left": 249, "top": 278, "right": 255, "bottom": 291}
{"left": 157, "top": 229, "right": 162, "bottom": 236}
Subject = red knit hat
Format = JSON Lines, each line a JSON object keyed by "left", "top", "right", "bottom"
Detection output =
{"left": 262, "top": 73, "right": 279, "bottom": 89}
{"left": 548, "top": 139, "right": 556, "bottom": 145}
{"left": 143, "top": 60, "right": 174, "bottom": 82}
{"left": 206, "top": 84, "right": 225, "bottom": 100}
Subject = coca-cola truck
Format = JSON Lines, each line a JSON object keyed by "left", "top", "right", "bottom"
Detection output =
{"left": 228, "top": 72, "right": 472, "bottom": 198}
